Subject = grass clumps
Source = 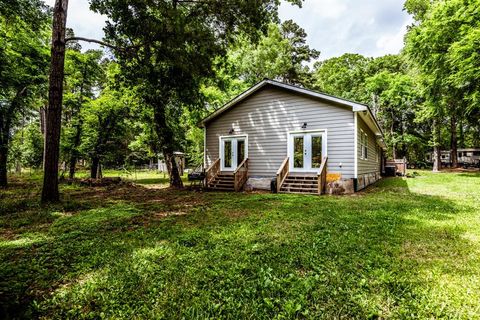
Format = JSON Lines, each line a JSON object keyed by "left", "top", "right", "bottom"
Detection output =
{"left": 1, "top": 170, "right": 480, "bottom": 319}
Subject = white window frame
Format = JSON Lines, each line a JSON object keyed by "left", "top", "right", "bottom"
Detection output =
{"left": 364, "top": 133, "right": 368, "bottom": 160}
{"left": 360, "top": 129, "right": 368, "bottom": 160}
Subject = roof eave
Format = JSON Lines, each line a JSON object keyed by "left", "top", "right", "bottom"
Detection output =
{"left": 199, "top": 79, "right": 379, "bottom": 131}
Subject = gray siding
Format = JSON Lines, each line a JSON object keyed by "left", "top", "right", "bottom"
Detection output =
{"left": 357, "top": 116, "right": 381, "bottom": 175}
{"left": 205, "top": 86, "right": 355, "bottom": 179}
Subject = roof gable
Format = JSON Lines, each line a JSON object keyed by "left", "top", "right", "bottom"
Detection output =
{"left": 200, "top": 79, "right": 384, "bottom": 144}
{"left": 200, "top": 79, "right": 369, "bottom": 126}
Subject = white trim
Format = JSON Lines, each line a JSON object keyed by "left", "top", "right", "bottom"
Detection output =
{"left": 364, "top": 132, "right": 368, "bottom": 160}
{"left": 201, "top": 79, "right": 370, "bottom": 126}
{"left": 354, "top": 113, "right": 358, "bottom": 179}
{"left": 287, "top": 129, "right": 328, "bottom": 173}
{"left": 203, "top": 127, "right": 206, "bottom": 168}
{"left": 218, "top": 134, "right": 248, "bottom": 172}
{"left": 360, "top": 129, "right": 365, "bottom": 160}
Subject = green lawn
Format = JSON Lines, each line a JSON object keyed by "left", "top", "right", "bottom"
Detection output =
{"left": 1, "top": 171, "right": 480, "bottom": 319}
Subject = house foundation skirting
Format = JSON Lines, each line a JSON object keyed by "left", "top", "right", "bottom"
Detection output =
{"left": 244, "top": 173, "right": 381, "bottom": 194}
{"left": 245, "top": 177, "right": 272, "bottom": 191}
{"left": 355, "top": 172, "right": 381, "bottom": 191}
{"left": 326, "top": 179, "right": 355, "bottom": 195}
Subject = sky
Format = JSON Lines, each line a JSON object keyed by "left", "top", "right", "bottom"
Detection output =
{"left": 278, "top": 0, "right": 412, "bottom": 60}
{"left": 44, "top": 0, "right": 412, "bottom": 61}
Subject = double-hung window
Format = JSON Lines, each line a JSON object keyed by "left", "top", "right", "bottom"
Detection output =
{"left": 360, "top": 130, "right": 368, "bottom": 160}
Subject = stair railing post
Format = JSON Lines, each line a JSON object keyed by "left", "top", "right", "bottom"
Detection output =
{"left": 276, "top": 157, "right": 289, "bottom": 193}
{"left": 317, "top": 157, "right": 328, "bottom": 195}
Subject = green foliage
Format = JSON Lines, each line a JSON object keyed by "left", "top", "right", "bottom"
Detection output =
{"left": 61, "top": 48, "right": 105, "bottom": 169}
{"left": 405, "top": 0, "right": 480, "bottom": 156}
{"left": 1, "top": 172, "right": 480, "bottom": 318}
{"left": 232, "top": 22, "right": 319, "bottom": 86}
{"left": 9, "top": 121, "right": 44, "bottom": 169}
{"left": 79, "top": 63, "right": 141, "bottom": 168}
{"left": 0, "top": 1, "right": 49, "bottom": 184}
{"left": 88, "top": 0, "right": 302, "bottom": 185}
{"left": 313, "top": 53, "right": 372, "bottom": 103}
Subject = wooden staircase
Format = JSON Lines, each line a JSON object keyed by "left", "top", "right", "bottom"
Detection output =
{"left": 279, "top": 175, "right": 318, "bottom": 195}
{"left": 205, "top": 158, "right": 249, "bottom": 192}
{"left": 207, "top": 173, "right": 235, "bottom": 191}
{"left": 276, "top": 156, "right": 328, "bottom": 195}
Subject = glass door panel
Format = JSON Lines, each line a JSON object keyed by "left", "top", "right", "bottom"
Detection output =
{"left": 237, "top": 139, "right": 245, "bottom": 165}
{"left": 289, "top": 131, "right": 325, "bottom": 172}
{"left": 311, "top": 135, "right": 322, "bottom": 168}
{"left": 223, "top": 140, "right": 232, "bottom": 169}
{"left": 293, "top": 136, "right": 304, "bottom": 169}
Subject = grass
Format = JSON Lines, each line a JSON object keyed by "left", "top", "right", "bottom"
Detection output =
{"left": 1, "top": 170, "right": 480, "bottom": 319}
{"left": 19, "top": 168, "right": 189, "bottom": 185}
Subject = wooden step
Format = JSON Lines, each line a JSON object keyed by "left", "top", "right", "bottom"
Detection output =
{"left": 285, "top": 175, "right": 316, "bottom": 180}
{"left": 278, "top": 173, "right": 320, "bottom": 195}
{"left": 283, "top": 180, "right": 318, "bottom": 186}
{"left": 281, "top": 186, "right": 318, "bottom": 191}
{"left": 279, "top": 190, "right": 318, "bottom": 195}
{"left": 217, "top": 174, "right": 234, "bottom": 179}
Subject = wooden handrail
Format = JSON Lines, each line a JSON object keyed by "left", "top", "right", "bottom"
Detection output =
{"left": 276, "top": 157, "right": 289, "bottom": 193}
{"left": 205, "top": 158, "right": 220, "bottom": 172}
{"left": 234, "top": 158, "right": 248, "bottom": 191}
{"left": 234, "top": 157, "right": 248, "bottom": 174}
{"left": 317, "top": 157, "right": 328, "bottom": 194}
{"left": 205, "top": 158, "right": 220, "bottom": 185}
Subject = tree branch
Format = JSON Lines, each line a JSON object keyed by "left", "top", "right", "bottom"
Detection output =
{"left": 65, "top": 37, "right": 123, "bottom": 51}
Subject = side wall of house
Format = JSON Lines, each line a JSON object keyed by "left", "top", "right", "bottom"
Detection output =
{"left": 205, "top": 86, "right": 355, "bottom": 183}
{"left": 356, "top": 116, "right": 382, "bottom": 190}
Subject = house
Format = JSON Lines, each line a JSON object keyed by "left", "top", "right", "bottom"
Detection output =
{"left": 425, "top": 148, "right": 480, "bottom": 167}
{"left": 199, "top": 79, "right": 386, "bottom": 194}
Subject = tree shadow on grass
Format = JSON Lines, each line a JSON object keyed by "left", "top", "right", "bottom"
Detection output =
{"left": 0, "top": 177, "right": 479, "bottom": 319}
{"left": 456, "top": 172, "right": 480, "bottom": 178}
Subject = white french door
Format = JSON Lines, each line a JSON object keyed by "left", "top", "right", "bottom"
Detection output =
{"left": 220, "top": 136, "right": 247, "bottom": 171}
{"left": 288, "top": 131, "right": 327, "bottom": 172}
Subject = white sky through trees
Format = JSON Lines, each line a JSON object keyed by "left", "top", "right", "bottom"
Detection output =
{"left": 44, "top": 0, "right": 412, "bottom": 61}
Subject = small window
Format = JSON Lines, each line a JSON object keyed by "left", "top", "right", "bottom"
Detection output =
{"left": 360, "top": 130, "right": 368, "bottom": 160}
{"left": 364, "top": 133, "right": 368, "bottom": 160}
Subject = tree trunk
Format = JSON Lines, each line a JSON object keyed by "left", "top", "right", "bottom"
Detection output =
{"left": 150, "top": 97, "right": 183, "bottom": 188}
{"left": 164, "top": 150, "right": 183, "bottom": 187}
{"left": 0, "top": 147, "right": 7, "bottom": 188}
{"left": 90, "top": 156, "right": 99, "bottom": 179}
{"left": 68, "top": 123, "right": 82, "bottom": 179}
{"left": 450, "top": 114, "right": 458, "bottom": 168}
{"left": 432, "top": 118, "right": 441, "bottom": 172}
{"left": 15, "top": 161, "right": 21, "bottom": 174}
{"left": 68, "top": 155, "right": 76, "bottom": 179}
{"left": 41, "top": 0, "right": 69, "bottom": 203}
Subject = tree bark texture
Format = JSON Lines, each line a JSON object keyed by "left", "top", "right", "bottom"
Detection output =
{"left": 0, "top": 88, "right": 27, "bottom": 187}
{"left": 68, "top": 117, "right": 83, "bottom": 179}
{"left": 432, "top": 118, "right": 441, "bottom": 172}
{"left": 90, "top": 157, "right": 100, "bottom": 179}
{"left": 0, "top": 147, "right": 7, "bottom": 188}
{"left": 42, "top": 0, "right": 69, "bottom": 202}
{"left": 450, "top": 114, "right": 458, "bottom": 168}
{"left": 150, "top": 97, "right": 183, "bottom": 188}
{"left": 0, "top": 114, "right": 10, "bottom": 187}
